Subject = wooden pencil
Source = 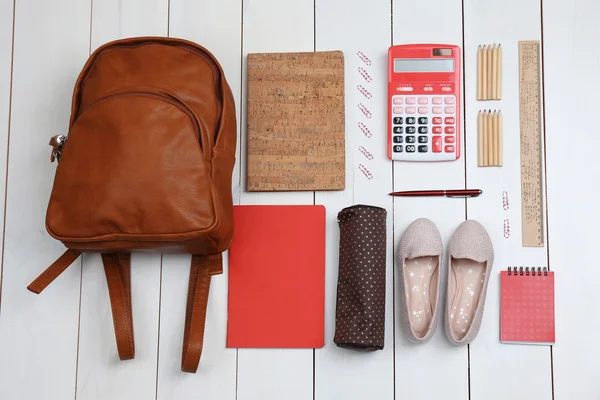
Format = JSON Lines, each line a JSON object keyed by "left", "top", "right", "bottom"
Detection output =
{"left": 497, "top": 44, "right": 503, "bottom": 100}
{"left": 482, "top": 110, "right": 488, "bottom": 166}
{"left": 487, "top": 109, "right": 494, "bottom": 164}
{"left": 498, "top": 111, "right": 503, "bottom": 166}
{"left": 492, "top": 110, "right": 498, "bottom": 165}
{"left": 477, "top": 46, "right": 482, "bottom": 100}
{"left": 482, "top": 45, "right": 488, "bottom": 100}
{"left": 487, "top": 45, "right": 493, "bottom": 100}
{"left": 478, "top": 111, "right": 483, "bottom": 166}
{"left": 492, "top": 44, "right": 498, "bottom": 100}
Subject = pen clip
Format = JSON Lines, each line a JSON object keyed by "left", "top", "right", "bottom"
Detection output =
{"left": 446, "top": 193, "right": 479, "bottom": 198}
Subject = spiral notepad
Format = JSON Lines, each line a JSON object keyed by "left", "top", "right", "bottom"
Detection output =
{"left": 500, "top": 267, "right": 555, "bottom": 345}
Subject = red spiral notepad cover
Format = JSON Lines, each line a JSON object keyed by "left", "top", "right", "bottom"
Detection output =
{"left": 500, "top": 270, "right": 555, "bottom": 344}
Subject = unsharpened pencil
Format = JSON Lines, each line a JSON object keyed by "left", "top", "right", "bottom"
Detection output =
{"left": 497, "top": 44, "right": 503, "bottom": 100}
{"left": 492, "top": 44, "right": 498, "bottom": 100}
{"left": 498, "top": 111, "right": 503, "bottom": 166}
{"left": 492, "top": 110, "right": 498, "bottom": 165}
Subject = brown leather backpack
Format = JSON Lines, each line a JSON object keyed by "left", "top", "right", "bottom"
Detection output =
{"left": 27, "top": 37, "right": 236, "bottom": 373}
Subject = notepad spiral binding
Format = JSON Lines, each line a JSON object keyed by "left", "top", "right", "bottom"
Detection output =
{"left": 507, "top": 266, "right": 548, "bottom": 276}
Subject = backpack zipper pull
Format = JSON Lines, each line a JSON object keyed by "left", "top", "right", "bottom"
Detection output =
{"left": 49, "top": 135, "right": 67, "bottom": 162}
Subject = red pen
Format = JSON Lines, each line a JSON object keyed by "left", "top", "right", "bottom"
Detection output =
{"left": 388, "top": 189, "right": 482, "bottom": 198}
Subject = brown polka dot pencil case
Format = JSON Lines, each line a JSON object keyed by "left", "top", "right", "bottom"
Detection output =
{"left": 334, "top": 205, "right": 387, "bottom": 351}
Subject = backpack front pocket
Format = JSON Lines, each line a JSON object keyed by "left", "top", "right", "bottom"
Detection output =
{"left": 46, "top": 92, "right": 219, "bottom": 242}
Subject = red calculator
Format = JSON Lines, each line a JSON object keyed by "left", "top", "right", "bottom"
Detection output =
{"left": 388, "top": 44, "right": 460, "bottom": 161}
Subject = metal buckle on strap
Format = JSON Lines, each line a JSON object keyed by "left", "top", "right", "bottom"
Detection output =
{"left": 49, "top": 135, "right": 67, "bottom": 162}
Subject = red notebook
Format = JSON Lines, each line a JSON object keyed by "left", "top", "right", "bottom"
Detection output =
{"left": 226, "top": 205, "right": 325, "bottom": 348}
{"left": 500, "top": 267, "right": 555, "bottom": 345}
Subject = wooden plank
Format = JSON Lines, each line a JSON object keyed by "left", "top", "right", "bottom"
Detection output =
{"left": 391, "top": 1, "right": 469, "bottom": 399}
{"left": 74, "top": 2, "right": 167, "bottom": 398}
{"left": 0, "top": 0, "right": 14, "bottom": 294}
{"left": 89, "top": 0, "right": 168, "bottom": 51}
{"left": 237, "top": 0, "right": 314, "bottom": 399}
{"left": 0, "top": 0, "right": 91, "bottom": 398}
{"left": 156, "top": 1, "right": 240, "bottom": 398}
{"left": 314, "top": 0, "right": 394, "bottom": 399}
{"left": 462, "top": 0, "right": 553, "bottom": 398}
{"left": 543, "top": 0, "right": 599, "bottom": 397}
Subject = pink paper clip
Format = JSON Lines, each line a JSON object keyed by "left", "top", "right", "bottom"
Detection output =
{"left": 358, "top": 122, "right": 372, "bottom": 138}
{"left": 358, "top": 67, "right": 372, "bottom": 83}
{"left": 358, "top": 146, "right": 374, "bottom": 160}
{"left": 502, "top": 191, "right": 510, "bottom": 210}
{"left": 357, "top": 85, "right": 372, "bottom": 99}
{"left": 358, "top": 103, "right": 372, "bottom": 118}
{"left": 358, "top": 164, "right": 373, "bottom": 180}
{"left": 357, "top": 51, "right": 372, "bottom": 66}
{"left": 503, "top": 219, "right": 511, "bottom": 238}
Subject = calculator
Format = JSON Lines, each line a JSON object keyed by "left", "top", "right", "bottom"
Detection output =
{"left": 388, "top": 44, "right": 461, "bottom": 161}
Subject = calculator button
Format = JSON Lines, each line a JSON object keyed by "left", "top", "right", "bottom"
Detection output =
{"left": 444, "top": 106, "right": 455, "bottom": 114}
{"left": 432, "top": 136, "right": 442, "bottom": 153}
{"left": 418, "top": 145, "right": 428, "bottom": 153}
{"left": 393, "top": 106, "right": 404, "bottom": 114}
{"left": 393, "top": 97, "right": 404, "bottom": 105}
{"left": 445, "top": 117, "right": 455, "bottom": 125}
{"left": 393, "top": 145, "right": 403, "bottom": 153}
{"left": 406, "top": 117, "right": 416, "bottom": 125}
{"left": 418, "top": 136, "right": 428, "bottom": 143}
{"left": 444, "top": 97, "right": 455, "bottom": 104}
{"left": 406, "top": 145, "right": 416, "bottom": 153}
{"left": 444, "top": 136, "right": 455, "bottom": 143}
{"left": 393, "top": 136, "right": 404, "bottom": 143}
{"left": 406, "top": 127, "right": 416, "bottom": 134}
{"left": 432, "top": 117, "right": 442, "bottom": 125}
{"left": 418, "top": 117, "right": 428, "bottom": 124}
{"left": 406, "top": 136, "right": 416, "bottom": 143}
{"left": 393, "top": 117, "right": 403, "bottom": 124}
{"left": 393, "top": 126, "right": 403, "bottom": 134}
{"left": 445, "top": 126, "right": 455, "bottom": 134}
{"left": 418, "top": 106, "right": 428, "bottom": 114}
{"left": 432, "top": 97, "right": 443, "bottom": 104}
{"left": 433, "top": 107, "right": 442, "bottom": 114}
{"left": 418, "top": 127, "right": 428, "bottom": 134}
{"left": 433, "top": 126, "right": 443, "bottom": 134}
{"left": 406, "top": 106, "right": 416, "bottom": 114}
{"left": 444, "top": 145, "right": 455, "bottom": 153}
{"left": 406, "top": 97, "right": 416, "bottom": 104}
{"left": 418, "top": 97, "right": 428, "bottom": 104}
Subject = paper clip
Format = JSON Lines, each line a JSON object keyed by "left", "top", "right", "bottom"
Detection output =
{"left": 358, "top": 67, "right": 372, "bottom": 83}
{"left": 358, "top": 164, "right": 373, "bottom": 180}
{"left": 358, "top": 103, "right": 372, "bottom": 118}
{"left": 503, "top": 219, "right": 511, "bottom": 238}
{"left": 358, "top": 122, "right": 372, "bottom": 138}
{"left": 357, "top": 85, "right": 372, "bottom": 99}
{"left": 357, "top": 51, "right": 372, "bottom": 66}
{"left": 502, "top": 191, "right": 510, "bottom": 210}
{"left": 358, "top": 146, "right": 374, "bottom": 160}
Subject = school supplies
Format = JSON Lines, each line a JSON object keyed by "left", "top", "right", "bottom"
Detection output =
{"left": 478, "top": 110, "right": 502, "bottom": 167}
{"left": 388, "top": 189, "right": 481, "bottom": 197}
{"left": 227, "top": 205, "right": 326, "bottom": 348}
{"left": 388, "top": 44, "right": 461, "bottom": 161}
{"left": 519, "top": 40, "right": 544, "bottom": 247}
{"left": 335, "top": 205, "right": 387, "bottom": 351}
{"left": 477, "top": 44, "right": 502, "bottom": 100}
{"left": 246, "top": 51, "right": 345, "bottom": 191}
{"left": 500, "top": 267, "right": 555, "bottom": 345}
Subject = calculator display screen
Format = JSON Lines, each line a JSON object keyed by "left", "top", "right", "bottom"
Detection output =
{"left": 393, "top": 58, "right": 455, "bottom": 73}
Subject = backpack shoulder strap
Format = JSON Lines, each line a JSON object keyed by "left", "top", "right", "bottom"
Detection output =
{"left": 181, "top": 253, "right": 222, "bottom": 373}
{"left": 102, "top": 253, "right": 135, "bottom": 360}
{"left": 27, "top": 249, "right": 82, "bottom": 293}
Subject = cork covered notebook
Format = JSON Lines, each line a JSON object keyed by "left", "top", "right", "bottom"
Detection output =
{"left": 246, "top": 51, "right": 345, "bottom": 191}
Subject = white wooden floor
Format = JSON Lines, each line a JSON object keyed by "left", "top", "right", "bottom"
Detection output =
{"left": 0, "top": 0, "right": 597, "bottom": 398}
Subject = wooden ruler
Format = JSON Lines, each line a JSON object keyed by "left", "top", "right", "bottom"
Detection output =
{"left": 518, "top": 41, "right": 544, "bottom": 247}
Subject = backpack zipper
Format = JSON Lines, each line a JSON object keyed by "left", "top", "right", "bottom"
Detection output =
{"left": 49, "top": 134, "right": 67, "bottom": 162}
